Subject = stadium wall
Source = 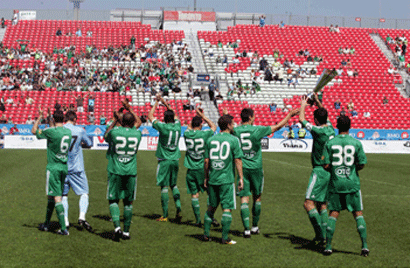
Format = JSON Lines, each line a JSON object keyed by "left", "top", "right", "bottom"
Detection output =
{"left": 3, "top": 135, "right": 410, "bottom": 154}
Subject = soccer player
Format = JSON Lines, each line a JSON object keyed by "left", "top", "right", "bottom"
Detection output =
{"left": 203, "top": 115, "right": 244, "bottom": 244}
{"left": 322, "top": 115, "right": 368, "bottom": 256}
{"left": 148, "top": 94, "right": 182, "bottom": 222}
{"left": 32, "top": 107, "right": 72, "bottom": 235}
{"left": 61, "top": 111, "right": 93, "bottom": 231}
{"left": 299, "top": 94, "right": 335, "bottom": 244}
{"left": 104, "top": 100, "right": 142, "bottom": 241}
{"left": 183, "top": 107, "right": 217, "bottom": 226}
{"left": 232, "top": 108, "right": 299, "bottom": 237}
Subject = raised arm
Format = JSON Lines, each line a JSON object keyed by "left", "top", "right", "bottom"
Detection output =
{"left": 31, "top": 106, "right": 43, "bottom": 135}
{"left": 196, "top": 107, "right": 217, "bottom": 132}
{"left": 235, "top": 158, "right": 244, "bottom": 191}
{"left": 272, "top": 108, "right": 299, "bottom": 133}
{"left": 104, "top": 110, "right": 118, "bottom": 137}
{"left": 122, "top": 99, "right": 142, "bottom": 129}
{"left": 47, "top": 108, "right": 55, "bottom": 127}
{"left": 159, "top": 95, "right": 178, "bottom": 120}
{"left": 299, "top": 95, "right": 308, "bottom": 123}
{"left": 313, "top": 93, "right": 324, "bottom": 109}
{"left": 148, "top": 96, "right": 160, "bottom": 123}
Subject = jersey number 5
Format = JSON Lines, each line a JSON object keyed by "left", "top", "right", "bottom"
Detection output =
{"left": 240, "top": 133, "right": 252, "bottom": 150}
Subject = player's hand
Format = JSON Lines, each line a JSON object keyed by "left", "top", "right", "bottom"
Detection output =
{"left": 38, "top": 105, "right": 43, "bottom": 118}
{"left": 238, "top": 179, "right": 244, "bottom": 192}
{"left": 121, "top": 98, "right": 130, "bottom": 109}
{"left": 204, "top": 178, "right": 209, "bottom": 189}
{"left": 290, "top": 108, "right": 300, "bottom": 117}
{"left": 300, "top": 95, "right": 308, "bottom": 106}
{"left": 155, "top": 93, "right": 162, "bottom": 102}
{"left": 195, "top": 107, "right": 204, "bottom": 117}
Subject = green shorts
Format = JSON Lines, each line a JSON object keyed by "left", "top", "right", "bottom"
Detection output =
{"left": 107, "top": 173, "right": 137, "bottom": 202}
{"left": 305, "top": 166, "right": 331, "bottom": 202}
{"left": 208, "top": 183, "right": 236, "bottom": 210}
{"left": 46, "top": 167, "right": 68, "bottom": 197}
{"left": 186, "top": 169, "right": 205, "bottom": 195}
{"left": 156, "top": 160, "right": 179, "bottom": 187}
{"left": 328, "top": 190, "right": 363, "bottom": 212}
{"left": 238, "top": 168, "right": 264, "bottom": 197}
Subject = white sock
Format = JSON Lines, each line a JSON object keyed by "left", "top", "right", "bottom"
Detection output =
{"left": 115, "top": 227, "right": 121, "bottom": 232}
{"left": 251, "top": 226, "right": 259, "bottom": 232}
{"left": 123, "top": 232, "right": 130, "bottom": 236}
{"left": 79, "top": 194, "right": 89, "bottom": 221}
{"left": 62, "top": 196, "right": 69, "bottom": 226}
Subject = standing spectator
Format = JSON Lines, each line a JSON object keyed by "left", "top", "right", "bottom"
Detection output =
{"left": 347, "top": 100, "right": 354, "bottom": 111}
{"left": 130, "top": 36, "right": 136, "bottom": 49}
{"left": 25, "top": 95, "right": 34, "bottom": 105}
{"left": 208, "top": 79, "right": 217, "bottom": 101}
{"left": 12, "top": 11, "right": 18, "bottom": 25}
{"left": 9, "top": 124, "right": 19, "bottom": 135}
{"left": 259, "top": 15, "right": 266, "bottom": 27}
{"left": 383, "top": 96, "right": 389, "bottom": 105}
{"left": 269, "top": 102, "right": 277, "bottom": 113}
{"left": 88, "top": 93, "right": 95, "bottom": 113}
{"left": 1, "top": 17, "right": 5, "bottom": 28}
{"left": 0, "top": 97, "right": 5, "bottom": 112}
{"left": 72, "top": 93, "right": 84, "bottom": 113}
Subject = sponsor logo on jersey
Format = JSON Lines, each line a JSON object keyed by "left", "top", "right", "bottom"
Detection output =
{"left": 279, "top": 139, "right": 308, "bottom": 150}
{"left": 56, "top": 153, "right": 68, "bottom": 160}
{"left": 118, "top": 155, "right": 132, "bottom": 163}
{"left": 244, "top": 151, "right": 256, "bottom": 159}
{"left": 212, "top": 160, "right": 225, "bottom": 170}
{"left": 335, "top": 166, "right": 351, "bottom": 177}
{"left": 401, "top": 132, "right": 409, "bottom": 139}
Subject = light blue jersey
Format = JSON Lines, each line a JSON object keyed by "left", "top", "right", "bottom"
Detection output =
{"left": 64, "top": 123, "right": 92, "bottom": 174}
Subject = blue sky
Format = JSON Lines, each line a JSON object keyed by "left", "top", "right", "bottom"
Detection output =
{"left": 2, "top": 0, "right": 410, "bottom": 19}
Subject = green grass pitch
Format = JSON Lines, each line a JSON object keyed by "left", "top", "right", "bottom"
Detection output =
{"left": 0, "top": 149, "right": 409, "bottom": 267}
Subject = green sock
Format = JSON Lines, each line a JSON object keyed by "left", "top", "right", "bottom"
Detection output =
{"left": 109, "top": 203, "right": 121, "bottom": 229}
{"left": 172, "top": 186, "right": 181, "bottom": 214}
{"left": 356, "top": 216, "right": 368, "bottom": 249}
{"left": 308, "top": 208, "right": 322, "bottom": 239}
{"left": 204, "top": 211, "right": 213, "bottom": 237}
{"left": 320, "top": 209, "right": 329, "bottom": 240}
{"left": 252, "top": 201, "right": 261, "bottom": 227}
{"left": 326, "top": 216, "right": 337, "bottom": 250}
{"left": 161, "top": 187, "right": 169, "bottom": 218}
{"left": 55, "top": 202, "right": 67, "bottom": 231}
{"left": 241, "top": 203, "right": 250, "bottom": 230}
{"left": 221, "top": 212, "right": 232, "bottom": 241}
{"left": 123, "top": 205, "right": 133, "bottom": 233}
{"left": 45, "top": 198, "right": 55, "bottom": 226}
{"left": 191, "top": 198, "right": 201, "bottom": 224}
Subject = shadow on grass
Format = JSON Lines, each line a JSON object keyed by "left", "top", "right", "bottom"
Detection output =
{"left": 265, "top": 232, "right": 359, "bottom": 256}
{"left": 22, "top": 221, "right": 61, "bottom": 233}
{"left": 92, "top": 214, "right": 112, "bottom": 222}
{"left": 185, "top": 234, "right": 223, "bottom": 244}
{"left": 94, "top": 230, "right": 116, "bottom": 241}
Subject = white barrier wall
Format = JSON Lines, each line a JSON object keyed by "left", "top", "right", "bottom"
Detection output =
{"left": 3, "top": 136, "right": 410, "bottom": 154}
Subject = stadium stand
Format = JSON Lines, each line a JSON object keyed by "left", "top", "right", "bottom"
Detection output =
{"left": 198, "top": 24, "right": 410, "bottom": 129}
{"left": 0, "top": 20, "right": 199, "bottom": 125}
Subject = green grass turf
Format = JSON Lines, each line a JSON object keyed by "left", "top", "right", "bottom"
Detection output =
{"left": 0, "top": 149, "right": 409, "bottom": 267}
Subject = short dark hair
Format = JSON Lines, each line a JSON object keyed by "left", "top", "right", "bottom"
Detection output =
{"left": 164, "top": 110, "right": 175, "bottom": 123}
{"left": 240, "top": 108, "right": 254, "bottom": 123}
{"left": 118, "top": 107, "right": 125, "bottom": 114}
{"left": 218, "top": 115, "right": 233, "bottom": 131}
{"left": 313, "top": 108, "right": 328, "bottom": 125}
{"left": 65, "top": 110, "right": 77, "bottom": 122}
{"left": 191, "top": 116, "right": 202, "bottom": 128}
{"left": 53, "top": 111, "right": 65, "bottom": 123}
{"left": 122, "top": 112, "right": 135, "bottom": 128}
{"left": 337, "top": 115, "right": 351, "bottom": 132}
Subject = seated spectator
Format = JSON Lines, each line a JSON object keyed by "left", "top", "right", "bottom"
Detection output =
{"left": 363, "top": 111, "right": 371, "bottom": 118}
{"left": 334, "top": 25, "right": 340, "bottom": 33}
{"left": 222, "top": 55, "right": 228, "bottom": 64}
{"left": 6, "top": 96, "right": 14, "bottom": 104}
{"left": 334, "top": 100, "right": 341, "bottom": 110}
{"left": 304, "top": 49, "right": 310, "bottom": 57}
{"left": 341, "top": 59, "right": 347, "bottom": 66}
{"left": 339, "top": 107, "right": 346, "bottom": 116}
{"left": 66, "top": 31, "right": 72, "bottom": 36}
{"left": 347, "top": 69, "right": 354, "bottom": 77}
{"left": 387, "top": 65, "right": 395, "bottom": 75}
{"left": 347, "top": 100, "right": 354, "bottom": 111}
{"left": 329, "top": 24, "right": 335, "bottom": 32}
{"left": 56, "top": 29, "right": 62, "bottom": 36}
{"left": 299, "top": 69, "right": 307, "bottom": 80}
{"left": 353, "top": 69, "right": 359, "bottom": 77}
{"left": 336, "top": 68, "right": 344, "bottom": 76}
{"left": 314, "top": 55, "right": 323, "bottom": 62}
{"left": 87, "top": 112, "right": 95, "bottom": 124}
{"left": 346, "top": 59, "right": 352, "bottom": 68}
{"left": 217, "top": 40, "right": 223, "bottom": 48}
{"left": 208, "top": 47, "right": 214, "bottom": 57}
{"left": 350, "top": 46, "right": 355, "bottom": 54}
{"left": 298, "top": 49, "right": 304, "bottom": 56}
{"left": 383, "top": 96, "right": 389, "bottom": 105}
{"left": 26, "top": 116, "right": 35, "bottom": 124}
{"left": 99, "top": 114, "right": 106, "bottom": 125}
{"left": 310, "top": 68, "right": 317, "bottom": 76}
{"left": 9, "top": 124, "right": 19, "bottom": 135}
{"left": 351, "top": 109, "right": 358, "bottom": 118}
{"left": 216, "top": 56, "right": 222, "bottom": 64}
{"left": 86, "top": 30, "right": 93, "bottom": 37}
{"left": 232, "top": 55, "right": 240, "bottom": 64}
{"left": 269, "top": 102, "right": 277, "bottom": 113}
{"left": 386, "top": 34, "right": 392, "bottom": 44}
{"left": 1, "top": 17, "right": 5, "bottom": 28}
{"left": 398, "top": 54, "right": 405, "bottom": 69}
{"left": 306, "top": 55, "right": 313, "bottom": 62}
{"left": 274, "top": 69, "right": 284, "bottom": 84}
{"left": 288, "top": 75, "right": 299, "bottom": 88}
{"left": 25, "top": 96, "right": 34, "bottom": 105}
{"left": 338, "top": 47, "right": 343, "bottom": 54}
{"left": 75, "top": 28, "right": 82, "bottom": 37}
{"left": 343, "top": 47, "right": 350, "bottom": 54}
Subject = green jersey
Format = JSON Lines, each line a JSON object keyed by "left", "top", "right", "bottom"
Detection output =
{"left": 233, "top": 125, "right": 272, "bottom": 169}
{"left": 36, "top": 127, "right": 72, "bottom": 169}
{"left": 184, "top": 129, "right": 214, "bottom": 170}
{"left": 205, "top": 132, "right": 243, "bottom": 185}
{"left": 152, "top": 118, "right": 182, "bottom": 160}
{"left": 323, "top": 134, "right": 367, "bottom": 194}
{"left": 302, "top": 120, "right": 336, "bottom": 167}
{"left": 104, "top": 126, "right": 142, "bottom": 176}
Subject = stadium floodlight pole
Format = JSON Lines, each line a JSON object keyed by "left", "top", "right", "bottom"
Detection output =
{"left": 194, "top": 0, "right": 197, "bottom": 11}
{"left": 69, "top": 0, "right": 85, "bottom": 21}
